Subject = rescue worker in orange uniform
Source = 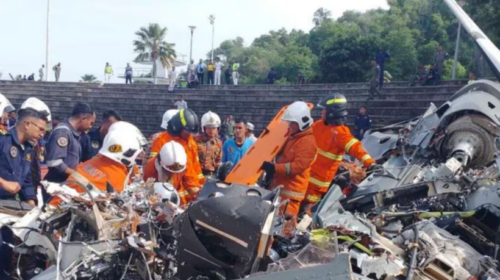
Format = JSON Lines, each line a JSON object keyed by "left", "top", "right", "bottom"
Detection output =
{"left": 261, "top": 101, "right": 317, "bottom": 217}
{"left": 143, "top": 141, "right": 198, "bottom": 206}
{"left": 145, "top": 109, "right": 179, "bottom": 165}
{"left": 49, "top": 121, "right": 147, "bottom": 206}
{"left": 196, "top": 111, "right": 223, "bottom": 177}
{"left": 302, "top": 93, "right": 376, "bottom": 209}
{"left": 149, "top": 109, "right": 204, "bottom": 195}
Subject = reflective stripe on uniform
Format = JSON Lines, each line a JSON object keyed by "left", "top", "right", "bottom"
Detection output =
{"left": 179, "top": 109, "right": 187, "bottom": 126}
{"left": 149, "top": 152, "right": 158, "bottom": 157}
{"left": 178, "top": 191, "right": 189, "bottom": 197}
{"left": 198, "top": 173, "right": 205, "bottom": 180}
{"left": 284, "top": 163, "right": 291, "bottom": 175}
{"left": 317, "top": 148, "right": 343, "bottom": 161}
{"left": 308, "top": 177, "right": 330, "bottom": 188}
{"left": 345, "top": 139, "right": 359, "bottom": 153}
{"left": 361, "top": 154, "right": 372, "bottom": 163}
{"left": 188, "top": 187, "right": 200, "bottom": 194}
{"left": 47, "top": 159, "right": 63, "bottom": 167}
{"left": 306, "top": 195, "right": 321, "bottom": 202}
{"left": 326, "top": 98, "right": 347, "bottom": 105}
{"left": 281, "top": 189, "right": 304, "bottom": 199}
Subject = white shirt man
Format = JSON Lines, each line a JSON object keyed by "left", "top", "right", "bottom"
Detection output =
{"left": 174, "top": 99, "right": 188, "bottom": 109}
{"left": 214, "top": 61, "right": 224, "bottom": 85}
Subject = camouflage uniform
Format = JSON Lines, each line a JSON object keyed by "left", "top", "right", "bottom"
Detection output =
{"left": 195, "top": 134, "right": 222, "bottom": 176}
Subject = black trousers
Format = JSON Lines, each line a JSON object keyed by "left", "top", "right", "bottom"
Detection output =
{"left": 125, "top": 75, "right": 132, "bottom": 84}
{"left": 207, "top": 72, "right": 214, "bottom": 84}
{"left": 197, "top": 73, "right": 204, "bottom": 84}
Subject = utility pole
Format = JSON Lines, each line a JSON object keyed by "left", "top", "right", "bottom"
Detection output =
{"left": 45, "top": 0, "right": 50, "bottom": 81}
{"left": 189, "top": 26, "right": 196, "bottom": 65}
{"left": 452, "top": 0, "right": 467, "bottom": 80}
{"left": 452, "top": 23, "right": 461, "bottom": 79}
{"left": 209, "top": 15, "right": 215, "bottom": 62}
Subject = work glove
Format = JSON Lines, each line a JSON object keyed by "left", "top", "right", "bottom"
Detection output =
{"left": 367, "top": 163, "right": 384, "bottom": 174}
{"left": 261, "top": 161, "right": 276, "bottom": 176}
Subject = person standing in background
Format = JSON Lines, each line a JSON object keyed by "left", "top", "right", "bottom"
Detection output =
{"left": 104, "top": 62, "right": 113, "bottom": 82}
{"left": 125, "top": 63, "right": 133, "bottom": 84}
{"left": 232, "top": 62, "right": 240, "bottom": 85}
{"left": 246, "top": 122, "right": 257, "bottom": 141}
{"left": 368, "top": 60, "right": 382, "bottom": 100}
{"left": 173, "top": 95, "right": 188, "bottom": 110}
{"left": 353, "top": 106, "right": 371, "bottom": 140}
{"left": 267, "top": 68, "right": 277, "bottom": 84}
{"left": 207, "top": 61, "right": 215, "bottom": 85}
{"left": 7, "top": 111, "right": 16, "bottom": 129}
{"left": 375, "top": 46, "right": 390, "bottom": 89}
{"left": 53, "top": 63, "right": 61, "bottom": 82}
{"left": 214, "top": 58, "right": 224, "bottom": 85}
{"left": 225, "top": 66, "right": 232, "bottom": 85}
{"left": 168, "top": 66, "right": 177, "bottom": 92}
{"left": 39, "top": 65, "right": 45, "bottom": 81}
{"left": 220, "top": 115, "right": 234, "bottom": 142}
{"left": 197, "top": 59, "right": 206, "bottom": 84}
{"left": 434, "top": 45, "right": 449, "bottom": 84}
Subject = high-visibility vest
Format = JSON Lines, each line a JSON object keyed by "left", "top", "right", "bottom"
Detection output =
{"left": 232, "top": 63, "right": 239, "bottom": 72}
{"left": 105, "top": 66, "right": 112, "bottom": 74}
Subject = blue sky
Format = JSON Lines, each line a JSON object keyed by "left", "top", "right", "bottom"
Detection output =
{"left": 0, "top": 0, "right": 388, "bottom": 82}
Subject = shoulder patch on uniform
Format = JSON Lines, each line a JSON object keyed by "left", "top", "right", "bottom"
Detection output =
{"left": 57, "top": 137, "right": 68, "bottom": 147}
{"left": 108, "top": 144, "right": 123, "bottom": 153}
{"left": 10, "top": 146, "right": 18, "bottom": 158}
{"left": 26, "top": 153, "right": 32, "bottom": 162}
{"left": 91, "top": 141, "right": 100, "bottom": 149}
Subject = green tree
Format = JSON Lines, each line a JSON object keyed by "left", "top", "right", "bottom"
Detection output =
{"left": 133, "top": 23, "right": 177, "bottom": 84}
{"left": 442, "top": 59, "right": 467, "bottom": 80}
{"left": 313, "top": 8, "right": 332, "bottom": 26}
{"left": 81, "top": 74, "right": 98, "bottom": 83}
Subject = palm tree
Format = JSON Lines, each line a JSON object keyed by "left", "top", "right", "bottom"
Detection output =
{"left": 81, "top": 74, "right": 98, "bottom": 83}
{"left": 133, "top": 23, "right": 177, "bottom": 84}
{"left": 313, "top": 8, "right": 332, "bottom": 26}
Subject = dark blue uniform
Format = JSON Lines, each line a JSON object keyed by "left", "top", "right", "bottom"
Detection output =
{"left": 45, "top": 120, "right": 81, "bottom": 184}
{"left": 0, "top": 128, "right": 37, "bottom": 276}
{"left": 375, "top": 51, "right": 390, "bottom": 88}
{"left": 89, "top": 127, "right": 102, "bottom": 158}
{"left": 353, "top": 114, "right": 372, "bottom": 140}
{"left": 80, "top": 133, "right": 93, "bottom": 162}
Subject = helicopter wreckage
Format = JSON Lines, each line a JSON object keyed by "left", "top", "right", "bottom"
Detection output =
{"left": 3, "top": 0, "right": 500, "bottom": 279}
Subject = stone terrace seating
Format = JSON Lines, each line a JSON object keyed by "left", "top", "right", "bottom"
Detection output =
{"left": 0, "top": 80, "right": 467, "bottom": 136}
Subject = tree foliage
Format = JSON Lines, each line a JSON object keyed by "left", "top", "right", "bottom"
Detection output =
{"left": 208, "top": 1, "right": 492, "bottom": 84}
{"left": 81, "top": 74, "right": 98, "bottom": 83}
{"left": 133, "top": 23, "right": 176, "bottom": 82}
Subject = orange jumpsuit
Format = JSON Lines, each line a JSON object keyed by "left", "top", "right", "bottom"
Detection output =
{"left": 304, "top": 121, "right": 375, "bottom": 204}
{"left": 269, "top": 128, "right": 317, "bottom": 216}
{"left": 149, "top": 131, "right": 205, "bottom": 187}
{"left": 49, "top": 155, "right": 128, "bottom": 206}
{"left": 143, "top": 156, "right": 198, "bottom": 205}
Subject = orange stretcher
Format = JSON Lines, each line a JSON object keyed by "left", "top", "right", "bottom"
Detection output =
{"left": 225, "top": 102, "right": 314, "bottom": 186}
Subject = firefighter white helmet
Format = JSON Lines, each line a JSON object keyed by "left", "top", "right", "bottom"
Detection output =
{"left": 153, "top": 182, "right": 181, "bottom": 206}
{"left": 281, "top": 101, "right": 312, "bottom": 131}
{"left": 0, "top": 94, "right": 14, "bottom": 116}
{"left": 99, "top": 122, "right": 147, "bottom": 167}
{"left": 20, "top": 97, "right": 51, "bottom": 121}
{"left": 158, "top": 141, "right": 187, "bottom": 173}
{"left": 201, "top": 111, "right": 221, "bottom": 128}
{"left": 161, "top": 109, "right": 179, "bottom": 130}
